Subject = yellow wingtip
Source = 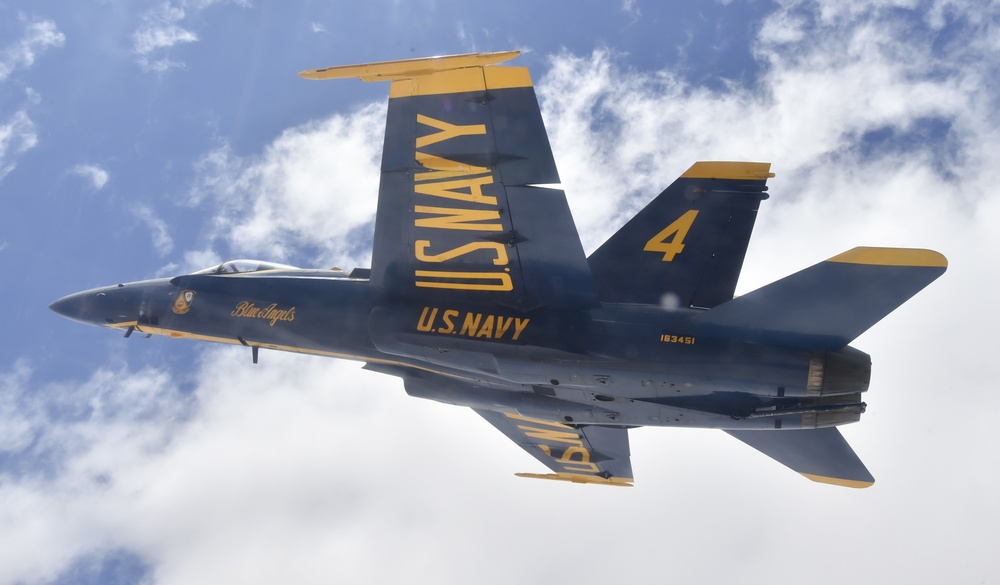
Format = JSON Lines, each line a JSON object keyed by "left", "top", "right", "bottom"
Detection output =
{"left": 516, "top": 472, "right": 634, "bottom": 487}
{"left": 299, "top": 51, "right": 521, "bottom": 81}
{"left": 827, "top": 247, "right": 948, "bottom": 268}
{"left": 681, "top": 161, "right": 774, "bottom": 180}
{"left": 800, "top": 473, "right": 875, "bottom": 489}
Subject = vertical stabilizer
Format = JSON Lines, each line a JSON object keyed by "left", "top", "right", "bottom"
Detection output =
{"left": 588, "top": 162, "right": 772, "bottom": 308}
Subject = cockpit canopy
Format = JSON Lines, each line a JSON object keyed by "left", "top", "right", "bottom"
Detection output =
{"left": 193, "top": 259, "right": 300, "bottom": 275}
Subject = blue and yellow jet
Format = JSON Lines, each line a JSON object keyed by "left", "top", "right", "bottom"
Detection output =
{"left": 50, "top": 52, "right": 947, "bottom": 488}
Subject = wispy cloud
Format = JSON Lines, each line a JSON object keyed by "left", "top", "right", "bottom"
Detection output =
{"left": 0, "top": 17, "right": 65, "bottom": 83}
{"left": 0, "top": 19, "right": 62, "bottom": 182}
{"left": 132, "top": 3, "right": 198, "bottom": 72}
{"left": 132, "top": 1, "right": 251, "bottom": 72}
{"left": 621, "top": 0, "right": 641, "bottom": 18}
{"left": 70, "top": 164, "right": 110, "bottom": 190}
{"left": 0, "top": 109, "right": 37, "bottom": 182}
{"left": 133, "top": 205, "right": 174, "bottom": 256}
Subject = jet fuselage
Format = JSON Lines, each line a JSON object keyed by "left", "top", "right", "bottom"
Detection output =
{"left": 50, "top": 269, "right": 870, "bottom": 432}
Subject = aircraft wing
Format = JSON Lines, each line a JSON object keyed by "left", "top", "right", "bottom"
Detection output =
{"left": 726, "top": 428, "right": 875, "bottom": 488}
{"left": 474, "top": 409, "right": 634, "bottom": 486}
{"left": 303, "top": 52, "right": 598, "bottom": 310}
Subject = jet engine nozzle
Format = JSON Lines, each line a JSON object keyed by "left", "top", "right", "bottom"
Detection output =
{"left": 806, "top": 347, "right": 872, "bottom": 397}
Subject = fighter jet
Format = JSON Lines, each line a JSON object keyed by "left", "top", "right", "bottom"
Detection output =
{"left": 50, "top": 51, "right": 947, "bottom": 487}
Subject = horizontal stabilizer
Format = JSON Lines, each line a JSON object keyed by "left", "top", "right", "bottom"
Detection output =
{"left": 692, "top": 247, "right": 947, "bottom": 349}
{"left": 726, "top": 428, "right": 874, "bottom": 488}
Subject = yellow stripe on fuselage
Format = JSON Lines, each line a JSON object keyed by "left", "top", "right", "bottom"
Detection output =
{"left": 827, "top": 247, "right": 948, "bottom": 268}
{"left": 680, "top": 161, "right": 774, "bottom": 180}
{"left": 106, "top": 321, "right": 479, "bottom": 382}
{"left": 800, "top": 473, "right": 875, "bottom": 489}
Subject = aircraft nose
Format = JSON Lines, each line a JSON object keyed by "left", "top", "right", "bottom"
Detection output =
{"left": 49, "top": 290, "right": 106, "bottom": 325}
{"left": 49, "top": 285, "right": 137, "bottom": 327}
{"left": 49, "top": 291, "right": 87, "bottom": 321}
{"left": 50, "top": 280, "right": 176, "bottom": 328}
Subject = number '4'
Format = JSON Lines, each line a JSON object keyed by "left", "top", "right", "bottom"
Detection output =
{"left": 644, "top": 210, "right": 699, "bottom": 262}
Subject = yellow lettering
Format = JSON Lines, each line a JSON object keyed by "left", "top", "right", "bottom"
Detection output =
{"left": 476, "top": 315, "right": 495, "bottom": 338}
{"left": 460, "top": 312, "right": 482, "bottom": 336}
{"left": 495, "top": 316, "right": 513, "bottom": 338}
{"left": 439, "top": 309, "right": 458, "bottom": 334}
{"left": 644, "top": 209, "right": 699, "bottom": 262}
{"left": 512, "top": 317, "right": 530, "bottom": 341}
{"left": 231, "top": 300, "right": 295, "bottom": 326}
{"left": 414, "top": 152, "right": 488, "bottom": 182}
{"left": 414, "top": 206, "right": 503, "bottom": 231}
{"left": 559, "top": 445, "right": 601, "bottom": 473}
{"left": 415, "top": 240, "right": 509, "bottom": 265}
{"left": 416, "top": 114, "right": 486, "bottom": 148}
{"left": 517, "top": 425, "right": 583, "bottom": 446}
{"left": 414, "top": 270, "right": 513, "bottom": 291}
{"left": 505, "top": 413, "right": 571, "bottom": 428}
{"left": 417, "top": 306, "right": 437, "bottom": 332}
{"left": 415, "top": 176, "right": 497, "bottom": 206}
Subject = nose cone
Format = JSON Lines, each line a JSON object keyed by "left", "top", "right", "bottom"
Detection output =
{"left": 50, "top": 279, "right": 176, "bottom": 328}
{"left": 49, "top": 289, "right": 120, "bottom": 326}
{"left": 49, "top": 285, "right": 139, "bottom": 327}
{"left": 49, "top": 291, "right": 92, "bottom": 323}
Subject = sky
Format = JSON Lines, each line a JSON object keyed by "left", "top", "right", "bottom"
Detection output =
{"left": 1, "top": 0, "right": 998, "bottom": 583}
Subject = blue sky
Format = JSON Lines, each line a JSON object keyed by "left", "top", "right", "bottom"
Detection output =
{"left": 2, "top": 1, "right": 998, "bottom": 584}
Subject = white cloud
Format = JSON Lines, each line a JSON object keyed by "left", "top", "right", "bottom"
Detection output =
{"left": 132, "top": 3, "right": 198, "bottom": 72}
{"left": 0, "top": 360, "right": 34, "bottom": 452}
{"left": 191, "top": 102, "right": 386, "bottom": 269}
{"left": 310, "top": 22, "right": 326, "bottom": 33}
{"left": 154, "top": 248, "right": 223, "bottom": 278}
{"left": 0, "top": 17, "right": 65, "bottom": 83}
{"left": 70, "top": 164, "right": 110, "bottom": 190}
{"left": 133, "top": 205, "right": 175, "bottom": 256}
{"left": 132, "top": 1, "right": 250, "bottom": 72}
{"left": 0, "top": 109, "right": 37, "bottom": 182}
{"left": 0, "top": 361, "right": 193, "bottom": 584}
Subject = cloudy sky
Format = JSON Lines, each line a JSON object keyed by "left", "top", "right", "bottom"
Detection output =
{"left": 1, "top": 0, "right": 997, "bottom": 583}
